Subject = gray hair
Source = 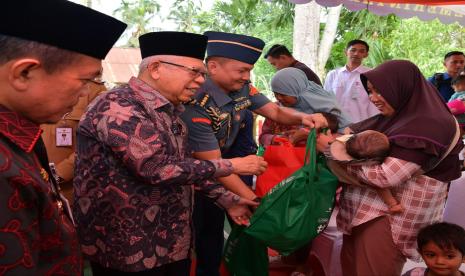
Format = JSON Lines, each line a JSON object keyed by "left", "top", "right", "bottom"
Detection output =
{"left": 138, "top": 55, "right": 188, "bottom": 74}
{"left": 139, "top": 56, "right": 158, "bottom": 73}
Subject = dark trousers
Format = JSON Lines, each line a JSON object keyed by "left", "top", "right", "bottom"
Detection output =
{"left": 90, "top": 259, "right": 191, "bottom": 276}
{"left": 193, "top": 192, "right": 225, "bottom": 276}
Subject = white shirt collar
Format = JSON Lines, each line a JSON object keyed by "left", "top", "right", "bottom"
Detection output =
{"left": 342, "top": 64, "right": 367, "bottom": 73}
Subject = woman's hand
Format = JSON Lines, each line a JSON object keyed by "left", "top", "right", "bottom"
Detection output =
{"left": 302, "top": 113, "right": 328, "bottom": 129}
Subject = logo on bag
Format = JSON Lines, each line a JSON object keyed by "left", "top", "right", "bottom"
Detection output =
{"left": 317, "top": 224, "right": 326, "bottom": 233}
{"left": 267, "top": 176, "right": 295, "bottom": 195}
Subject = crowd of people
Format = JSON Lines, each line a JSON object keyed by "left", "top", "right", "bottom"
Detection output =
{"left": 1, "top": 1, "right": 464, "bottom": 276}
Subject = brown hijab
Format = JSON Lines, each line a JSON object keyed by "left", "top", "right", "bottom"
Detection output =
{"left": 351, "top": 60, "right": 462, "bottom": 182}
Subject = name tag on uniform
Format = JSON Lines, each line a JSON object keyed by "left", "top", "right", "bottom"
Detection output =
{"left": 56, "top": 127, "right": 73, "bottom": 146}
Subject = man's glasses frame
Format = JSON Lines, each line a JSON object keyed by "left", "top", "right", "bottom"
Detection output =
{"left": 159, "top": 60, "right": 207, "bottom": 79}
{"left": 80, "top": 76, "right": 105, "bottom": 86}
{"left": 79, "top": 69, "right": 105, "bottom": 86}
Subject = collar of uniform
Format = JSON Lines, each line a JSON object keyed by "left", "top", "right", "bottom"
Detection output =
{"left": 0, "top": 105, "right": 42, "bottom": 153}
{"left": 128, "top": 77, "right": 185, "bottom": 115}
{"left": 443, "top": 72, "right": 452, "bottom": 80}
{"left": 203, "top": 77, "right": 234, "bottom": 107}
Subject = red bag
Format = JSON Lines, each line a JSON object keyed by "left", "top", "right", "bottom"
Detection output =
{"left": 255, "top": 138, "right": 306, "bottom": 197}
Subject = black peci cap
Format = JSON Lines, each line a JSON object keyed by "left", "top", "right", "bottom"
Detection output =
{"left": 139, "top": 32, "right": 208, "bottom": 60}
{"left": 1, "top": 0, "right": 127, "bottom": 60}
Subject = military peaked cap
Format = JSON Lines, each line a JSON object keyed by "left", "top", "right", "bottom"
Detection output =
{"left": 204, "top": 31, "right": 265, "bottom": 65}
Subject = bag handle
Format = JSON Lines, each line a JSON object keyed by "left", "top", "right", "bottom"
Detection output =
{"left": 303, "top": 129, "right": 317, "bottom": 174}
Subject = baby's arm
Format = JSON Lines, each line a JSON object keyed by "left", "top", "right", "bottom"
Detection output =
{"left": 376, "top": 188, "right": 404, "bottom": 213}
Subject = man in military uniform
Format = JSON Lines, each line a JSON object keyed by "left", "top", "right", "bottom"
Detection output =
{"left": 222, "top": 110, "right": 257, "bottom": 186}
{"left": 42, "top": 82, "right": 106, "bottom": 205}
{"left": 181, "top": 31, "right": 328, "bottom": 276}
{"left": 0, "top": 1, "right": 126, "bottom": 275}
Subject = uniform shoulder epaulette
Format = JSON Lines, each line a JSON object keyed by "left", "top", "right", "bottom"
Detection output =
{"left": 199, "top": 93, "right": 210, "bottom": 107}
{"left": 187, "top": 93, "right": 210, "bottom": 107}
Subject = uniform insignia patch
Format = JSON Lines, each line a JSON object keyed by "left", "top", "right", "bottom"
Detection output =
{"left": 249, "top": 84, "right": 259, "bottom": 96}
{"left": 233, "top": 99, "right": 252, "bottom": 111}
{"left": 192, "top": 118, "right": 211, "bottom": 124}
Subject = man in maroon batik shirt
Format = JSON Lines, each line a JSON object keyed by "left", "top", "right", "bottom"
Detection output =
{"left": 0, "top": 1, "right": 126, "bottom": 275}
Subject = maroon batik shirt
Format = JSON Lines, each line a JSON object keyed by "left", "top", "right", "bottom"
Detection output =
{"left": 74, "top": 77, "right": 238, "bottom": 272}
{"left": 0, "top": 105, "right": 82, "bottom": 275}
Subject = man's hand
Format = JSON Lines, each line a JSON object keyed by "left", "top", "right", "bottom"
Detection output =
{"left": 302, "top": 113, "right": 328, "bottom": 129}
{"left": 226, "top": 197, "right": 259, "bottom": 226}
{"left": 229, "top": 155, "right": 267, "bottom": 175}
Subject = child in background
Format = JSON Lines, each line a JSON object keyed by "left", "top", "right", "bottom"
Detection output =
{"left": 402, "top": 222, "right": 465, "bottom": 276}
{"left": 447, "top": 99, "right": 465, "bottom": 125}
{"left": 449, "top": 75, "right": 465, "bottom": 102}
{"left": 447, "top": 75, "right": 465, "bottom": 170}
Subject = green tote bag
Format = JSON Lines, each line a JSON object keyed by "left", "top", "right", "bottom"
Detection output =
{"left": 223, "top": 224, "right": 268, "bottom": 276}
{"left": 245, "top": 129, "right": 338, "bottom": 255}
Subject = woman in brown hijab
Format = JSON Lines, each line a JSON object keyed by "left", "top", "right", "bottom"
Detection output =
{"left": 335, "top": 60, "right": 463, "bottom": 275}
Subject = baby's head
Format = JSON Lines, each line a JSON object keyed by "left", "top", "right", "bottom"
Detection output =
{"left": 316, "top": 113, "right": 339, "bottom": 152}
{"left": 452, "top": 75, "right": 465, "bottom": 93}
{"left": 346, "top": 130, "right": 390, "bottom": 160}
{"left": 417, "top": 222, "right": 465, "bottom": 275}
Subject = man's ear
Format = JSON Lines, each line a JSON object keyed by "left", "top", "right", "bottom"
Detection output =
{"left": 9, "top": 58, "right": 41, "bottom": 91}
{"left": 147, "top": 60, "right": 161, "bottom": 80}
{"left": 206, "top": 60, "right": 218, "bottom": 75}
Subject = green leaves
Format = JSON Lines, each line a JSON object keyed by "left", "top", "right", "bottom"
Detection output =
{"left": 167, "top": 0, "right": 294, "bottom": 93}
{"left": 327, "top": 7, "right": 465, "bottom": 77}
{"left": 113, "top": 0, "right": 161, "bottom": 47}
{"left": 389, "top": 18, "right": 465, "bottom": 76}
{"left": 168, "top": 0, "right": 202, "bottom": 33}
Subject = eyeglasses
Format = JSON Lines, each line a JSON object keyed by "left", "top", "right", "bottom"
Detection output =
{"left": 159, "top": 61, "right": 207, "bottom": 79}
{"left": 80, "top": 75, "right": 105, "bottom": 86}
